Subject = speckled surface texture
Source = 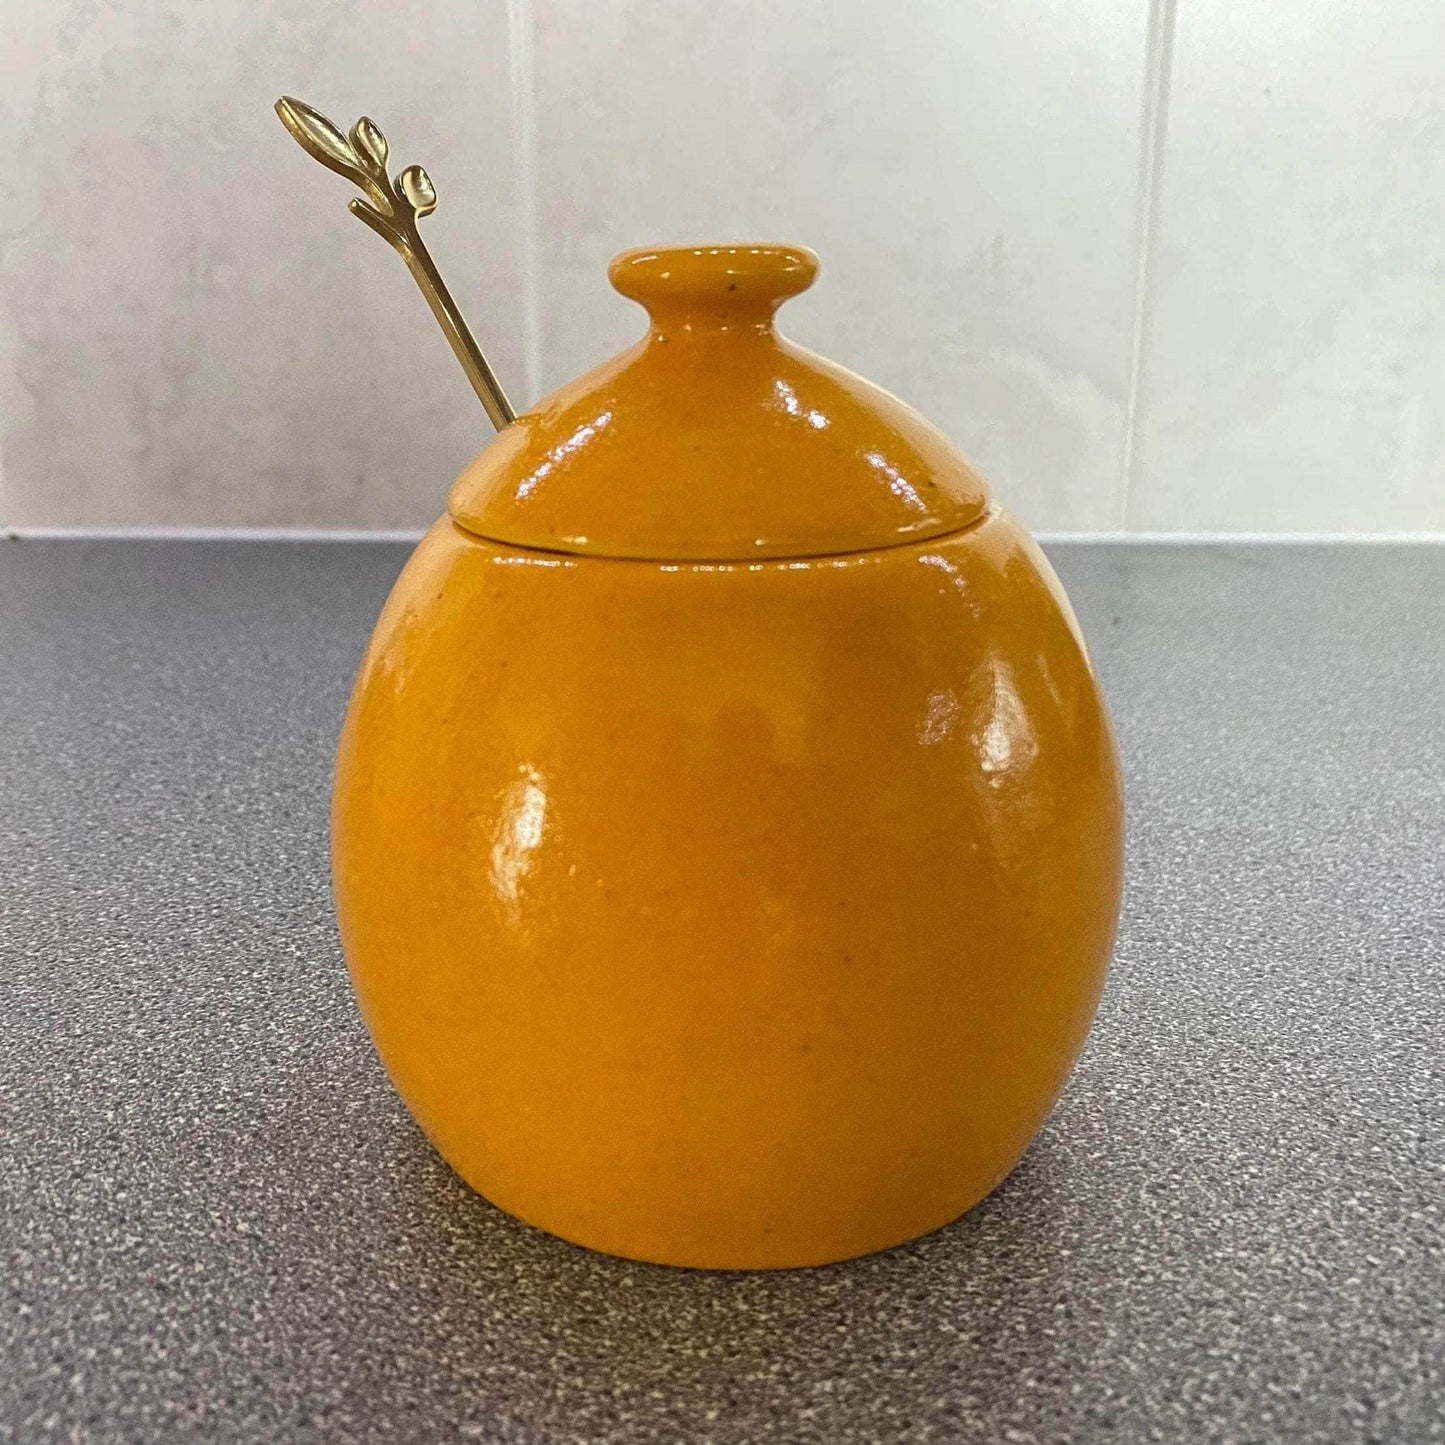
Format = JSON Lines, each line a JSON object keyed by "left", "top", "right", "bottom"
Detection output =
{"left": 0, "top": 539, "right": 1441, "bottom": 1444}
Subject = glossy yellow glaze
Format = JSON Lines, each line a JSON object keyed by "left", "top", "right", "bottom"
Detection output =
{"left": 449, "top": 245, "right": 988, "bottom": 559}
{"left": 332, "top": 245, "right": 1124, "bottom": 1269}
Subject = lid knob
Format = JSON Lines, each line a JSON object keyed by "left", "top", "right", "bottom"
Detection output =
{"left": 610, "top": 244, "right": 819, "bottom": 335}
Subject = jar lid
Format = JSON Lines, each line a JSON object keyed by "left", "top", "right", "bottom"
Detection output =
{"left": 448, "top": 244, "right": 990, "bottom": 561}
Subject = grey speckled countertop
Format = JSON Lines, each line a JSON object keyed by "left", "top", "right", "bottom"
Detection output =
{"left": 1, "top": 539, "right": 1442, "bottom": 1444}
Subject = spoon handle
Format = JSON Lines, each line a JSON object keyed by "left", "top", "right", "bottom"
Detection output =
{"left": 275, "top": 96, "right": 516, "bottom": 432}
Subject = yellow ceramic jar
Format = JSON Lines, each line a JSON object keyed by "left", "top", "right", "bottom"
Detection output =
{"left": 333, "top": 245, "right": 1124, "bottom": 1269}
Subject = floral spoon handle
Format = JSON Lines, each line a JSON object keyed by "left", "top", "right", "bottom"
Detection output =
{"left": 275, "top": 96, "right": 516, "bottom": 432}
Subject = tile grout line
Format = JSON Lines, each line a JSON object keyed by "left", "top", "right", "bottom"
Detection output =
{"left": 1035, "top": 530, "right": 1445, "bottom": 545}
{"left": 3, "top": 528, "right": 433, "bottom": 543}
{"left": 1116, "top": 0, "right": 1179, "bottom": 530}
{"left": 507, "top": 0, "right": 544, "bottom": 407}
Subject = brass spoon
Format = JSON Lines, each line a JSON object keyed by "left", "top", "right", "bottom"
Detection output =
{"left": 275, "top": 96, "right": 516, "bottom": 432}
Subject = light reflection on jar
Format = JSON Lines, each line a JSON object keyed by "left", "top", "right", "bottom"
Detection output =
{"left": 514, "top": 410, "right": 614, "bottom": 501}
{"left": 974, "top": 656, "right": 1039, "bottom": 784}
{"left": 918, "top": 688, "right": 961, "bottom": 746}
{"left": 490, "top": 765, "right": 548, "bottom": 924}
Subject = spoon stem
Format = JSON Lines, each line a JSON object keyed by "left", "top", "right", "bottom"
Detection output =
{"left": 396, "top": 231, "right": 516, "bottom": 431}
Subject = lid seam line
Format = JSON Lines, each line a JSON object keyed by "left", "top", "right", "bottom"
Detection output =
{"left": 446, "top": 506, "right": 999, "bottom": 565}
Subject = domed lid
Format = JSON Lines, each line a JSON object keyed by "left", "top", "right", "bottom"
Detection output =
{"left": 448, "top": 244, "right": 990, "bottom": 560}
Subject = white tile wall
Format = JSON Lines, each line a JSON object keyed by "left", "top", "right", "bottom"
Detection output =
{"left": 1, "top": 0, "right": 1442, "bottom": 533}
{"left": 1132, "top": 0, "right": 1445, "bottom": 531}
{"left": 0, "top": 0, "right": 523, "bottom": 528}
{"left": 529, "top": 0, "right": 1150, "bottom": 533}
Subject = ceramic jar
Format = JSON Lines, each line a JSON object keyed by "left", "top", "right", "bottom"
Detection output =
{"left": 333, "top": 245, "right": 1124, "bottom": 1269}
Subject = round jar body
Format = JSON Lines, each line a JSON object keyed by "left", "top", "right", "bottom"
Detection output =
{"left": 333, "top": 508, "right": 1123, "bottom": 1269}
